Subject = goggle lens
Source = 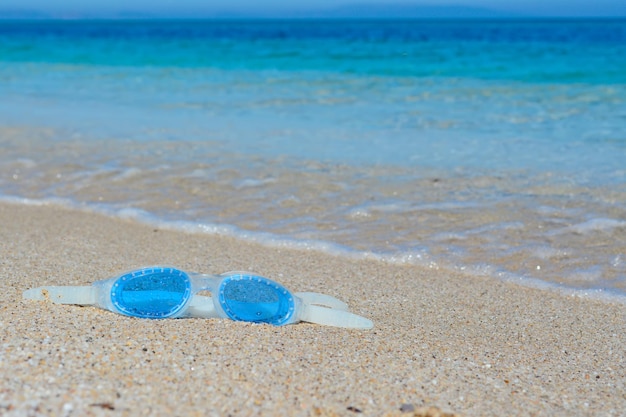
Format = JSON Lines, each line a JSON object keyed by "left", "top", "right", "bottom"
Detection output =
{"left": 112, "top": 268, "right": 191, "bottom": 318}
{"left": 219, "top": 275, "right": 295, "bottom": 325}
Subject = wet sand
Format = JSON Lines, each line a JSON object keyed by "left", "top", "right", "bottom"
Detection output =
{"left": 1, "top": 202, "right": 624, "bottom": 416}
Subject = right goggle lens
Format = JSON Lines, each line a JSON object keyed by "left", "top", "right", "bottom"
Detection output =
{"left": 219, "top": 274, "right": 295, "bottom": 326}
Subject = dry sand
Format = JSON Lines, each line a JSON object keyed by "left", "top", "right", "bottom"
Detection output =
{"left": 1, "top": 202, "right": 625, "bottom": 416}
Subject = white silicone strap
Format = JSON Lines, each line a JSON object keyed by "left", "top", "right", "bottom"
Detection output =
{"left": 22, "top": 286, "right": 97, "bottom": 305}
{"left": 301, "top": 304, "right": 373, "bottom": 329}
{"left": 295, "top": 292, "right": 349, "bottom": 311}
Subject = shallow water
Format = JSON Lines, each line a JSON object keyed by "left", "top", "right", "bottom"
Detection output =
{"left": 1, "top": 19, "right": 625, "bottom": 301}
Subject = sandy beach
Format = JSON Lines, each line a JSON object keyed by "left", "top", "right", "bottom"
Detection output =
{"left": 1, "top": 201, "right": 625, "bottom": 416}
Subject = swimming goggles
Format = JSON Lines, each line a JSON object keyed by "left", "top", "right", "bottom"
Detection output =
{"left": 23, "top": 266, "right": 373, "bottom": 329}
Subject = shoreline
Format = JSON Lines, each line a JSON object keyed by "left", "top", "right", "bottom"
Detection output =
{"left": 1, "top": 201, "right": 625, "bottom": 416}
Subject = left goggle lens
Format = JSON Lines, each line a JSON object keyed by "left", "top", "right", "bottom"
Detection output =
{"left": 111, "top": 267, "right": 191, "bottom": 318}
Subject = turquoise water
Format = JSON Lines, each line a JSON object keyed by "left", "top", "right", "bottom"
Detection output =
{"left": 1, "top": 19, "right": 625, "bottom": 300}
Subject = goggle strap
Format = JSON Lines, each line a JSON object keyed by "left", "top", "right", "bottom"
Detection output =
{"left": 23, "top": 286, "right": 96, "bottom": 305}
{"left": 301, "top": 304, "right": 374, "bottom": 329}
{"left": 295, "top": 292, "right": 349, "bottom": 311}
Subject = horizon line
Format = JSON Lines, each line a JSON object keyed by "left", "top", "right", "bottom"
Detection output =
{"left": 2, "top": 15, "right": 626, "bottom": 20}
{"left": 2, "top": 4, "right": 626, "bottom": 20}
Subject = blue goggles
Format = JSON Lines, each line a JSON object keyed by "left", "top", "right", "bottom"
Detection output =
{"left": 23, "top": 266, "right": 373, "bottom": 329}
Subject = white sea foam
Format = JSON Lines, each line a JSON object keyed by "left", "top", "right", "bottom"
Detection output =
{"left": 495, "top": 269, "right": 626, "bottom": 305}
{"left": 111, "top": 167, "right": 143, "bottom": 181}
{"left": 234, "top": 178, "right": 277, "bottom": 189}
{"left": 2, "top": 194, "right": 626, "bottom": 306}
{"left": 14, "top": 158, "right": 38, "bottom": 169}
{"left": 528, "top": 246, "right": 569, "bottom": 260}
{"left": 567, "top": 266, "right": 604, "bottom": 283}
{"left": 566, "top": 218, "right": 626, "bottom": 234}
{"left": 346, "top": 207, "right": 372, "bottom": 219}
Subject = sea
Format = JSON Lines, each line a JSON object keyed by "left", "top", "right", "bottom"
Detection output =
{"left": 1, "top": 19, "right": 625, "bottom": 301}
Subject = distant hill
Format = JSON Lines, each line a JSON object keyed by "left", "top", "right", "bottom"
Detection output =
{"left": 0, "top": 9, "right": 159, "bottom": 20}
{"left": 0, "top": 9, "right": 51, "bottom": 19}
{"left": 292, "top": 4, "right": 520, "bottom": 19}
{"left": 208, "top": 4, "right": 520, "bottom": 19}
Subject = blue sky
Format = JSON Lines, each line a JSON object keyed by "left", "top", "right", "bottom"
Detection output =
{"left": 3, "top": 0, "right": 626, "bottom": 18}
